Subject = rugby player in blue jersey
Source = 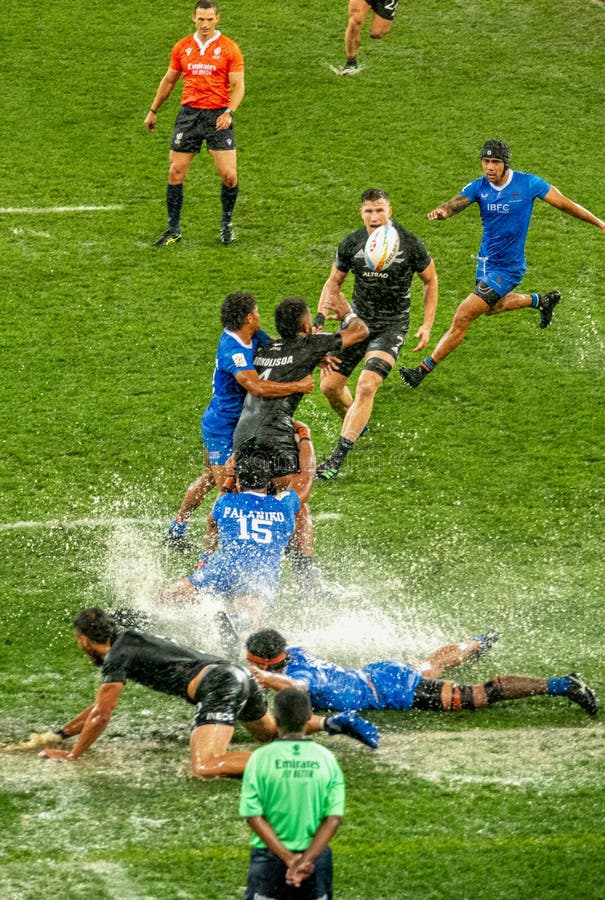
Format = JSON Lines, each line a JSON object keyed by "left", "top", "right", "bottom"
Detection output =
{"left": 162, "top": 424, "right": 317, "bottom": 640}
{"left": 164, "top": 291, "right": 313, "bottom": 550}
{"left": 245, "top": 628, "right": 597, "bottom": 718}
{"left": 400, "top": 139, "right": 605, "bottom": 387}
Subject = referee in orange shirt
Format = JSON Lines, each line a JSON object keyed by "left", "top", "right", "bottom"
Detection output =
{"left": 145, "top": 1, "right": 244, "bottom": 246}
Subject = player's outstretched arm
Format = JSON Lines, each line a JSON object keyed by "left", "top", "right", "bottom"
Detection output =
{"left": 542, "top": 186, "right": 605, "bottom": 233}
{"left": 317, "top": 267, "right": 348, "bottom": 323}
{"left": 249, "top": 663, "right": 307, "bottom": 692}
{"left": 236, "top": 369, "right": 314, "bottom": 398}
{"left": 40, "top": 682, "right": 124, "bottom": 761}
{"left": 427, "top": 194, "right": 471, "bottom": 220}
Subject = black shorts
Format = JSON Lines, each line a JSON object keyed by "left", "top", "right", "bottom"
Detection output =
{"left": 245, "top": 847, "right": 333, "bottom": 900}
{"left": 192, "top": 663, "right": 267, "bottom": 729}
{"left": 473, "top": 280, "right": 502, "bottom": 309}
{"left": 237, "top": 435, "right": 300, "bottom": 480}
{"left": 171, "top": 105, "right": 236, "bottom": 154}
{"left": 335, "top": 325, "right": 408, "bottom": 379}
{"left": 370, "top": 0, "right": 399, "bottom": 22}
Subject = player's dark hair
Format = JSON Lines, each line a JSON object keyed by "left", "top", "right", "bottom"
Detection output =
{"left": 235, "top": 449, "right": 272, "bottom": 491}
{"left": 361, "top": 188, "right": 390, "bottom": 205}
{"left": 73, "top": 607, "right": 119, "bottom": 644}
{"left": 246, "top": 628, "right": 288, "bottom": 670}
{"left": 480, "top": 139, "right": 511, "bottom": 168}
{"left": 275, "top": 297, "right": 309, "bottom": 339}
{"left": 220, "top": 292, "right": 257, "bottom": 331}
{"left": 195, "top": 1, "right": 218, "bottom": 13}
{"left": 273, "top": 688, "right": 312, "bottom": 732}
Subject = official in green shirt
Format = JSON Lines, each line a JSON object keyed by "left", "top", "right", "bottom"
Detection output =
{"left": 240, "top": 687, "right": 345, "bottom": 899}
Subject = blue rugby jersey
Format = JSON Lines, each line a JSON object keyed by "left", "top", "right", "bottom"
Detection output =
{"left": 461, "top": 170, "right": 550, "bottom": 274}
{"left": 201, "top": 329, "right": 271, "bottom": 437}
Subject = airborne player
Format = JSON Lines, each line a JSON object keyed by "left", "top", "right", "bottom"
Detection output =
{"left": 400, "top": 139, "right": 605, "bottom": 388}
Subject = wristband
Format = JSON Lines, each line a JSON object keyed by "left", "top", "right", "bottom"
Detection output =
{"left": 226, "top": 108, "right": 234, "bottom": 116}
{"left": 342, "top": 311, "right": 357, "bottom": 327}
{"left": 149, "top": 108, "right": 157, "bottom": 114}
{"left": 313, "top": 313, "right": 325, "bottom": 329}
{"left": 298, "top": 437, "right": 312, "bottom": 442}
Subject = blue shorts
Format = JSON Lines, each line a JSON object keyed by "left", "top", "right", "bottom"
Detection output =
{"left": 187, "top": 558, "right": 278, "bottom": 607}
{"left": 201, "top": 426, "right": 233, "bottom": 467}
{"left": 362, "top": 661, "right": 424, "bottom": 710}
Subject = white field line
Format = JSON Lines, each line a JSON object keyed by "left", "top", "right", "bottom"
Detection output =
{"left": 0, "top": 517, "right": 162, "bottom": 532}
{"left": 0, "top": 205, "right": 125, "bottom": 214}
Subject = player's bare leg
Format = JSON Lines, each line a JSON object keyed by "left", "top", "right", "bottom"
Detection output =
{"left": 415, "top": 637, "right": 493, "bottom": 679}
{"left": 318, "top": 360, "right": 387, "bottom": 480}
{"left": 341, "top": 366, "right": 384, "bottom": 441}
{"left": 342, "top": 0, "right": 370, "bottom": 73}
{"left": 320, "top": 369, "right": 353, "bottom": 420}
{"left": 189, "top": 723, "right": 252, "bottom": 777}
{"left": 430, "top": 293, "right": 489, "bottom": 363}
{"left": 436, "top": 674, "right": 597, "bottom": 716}
{"left": 165, "top": 459, "right": 226, "bottom": 550}
{"left": 369, "top": 12, "right": 394, "bottom": 40}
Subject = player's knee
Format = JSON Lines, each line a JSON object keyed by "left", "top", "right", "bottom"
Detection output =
{"left": 362, "top": 357, "right": 392, "bottom": 381}
{"left": 192, "top": 757, "right": 225, "bottom": 778}
{"left": 443, "top": 683, "right": 476, "bottom": 710}
{"left": 222, "top": 173, "right": 238, "bottom": 188}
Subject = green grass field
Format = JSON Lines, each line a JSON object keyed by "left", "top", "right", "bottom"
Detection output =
{"left": 1, "top": 0, "right": 604, "bottom": 897}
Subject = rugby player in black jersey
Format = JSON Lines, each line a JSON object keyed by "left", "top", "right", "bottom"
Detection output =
{"left": 39, "top": 608, "right": 379, "bottom": 775}
{"left": 315, "top": 188, "right": 438, "bottom": 480}
{"left": 232, "top": 293, "right": 368, "bottom": 594}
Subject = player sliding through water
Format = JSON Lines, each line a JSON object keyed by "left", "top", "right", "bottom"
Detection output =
{"left": 38, "top": 608, "right": 379, "bottom": 776}
{"left": 245, "top": 629, "right": 598, "bottom": 718}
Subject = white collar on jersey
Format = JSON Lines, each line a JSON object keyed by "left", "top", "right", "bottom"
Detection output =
{"left": 224, "top": 329, "right": 253, "bottom": 349}
{"left": 193, "top": 30, "right": 222, "bottom": 55}
{"left": 488, "top": 169, "right": 514, "bottom": 192}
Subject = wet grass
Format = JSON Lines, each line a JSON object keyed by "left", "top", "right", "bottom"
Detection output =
{"left": 2, "top": 0, "right": 605, "bottom": 897}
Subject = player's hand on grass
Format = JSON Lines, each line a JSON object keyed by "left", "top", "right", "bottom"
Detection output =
{"left": 39, "top": 748, "right": 74, "bottom": 761}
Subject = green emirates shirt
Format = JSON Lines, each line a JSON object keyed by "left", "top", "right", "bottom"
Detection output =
{"left": 239, "top": 738, "right": 345, "bottom": 850}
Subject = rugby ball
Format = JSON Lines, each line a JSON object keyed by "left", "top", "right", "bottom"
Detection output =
{"left": 364, "top": 224, "right": 400, "bottom": 271}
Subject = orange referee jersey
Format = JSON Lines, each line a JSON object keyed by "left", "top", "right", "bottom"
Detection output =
{"left": 170, "top": 31, "right": 244, "bottom": 110}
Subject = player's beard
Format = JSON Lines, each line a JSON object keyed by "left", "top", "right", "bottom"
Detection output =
{"left": 85, "top": 647, "right": 105, "bottom": 667}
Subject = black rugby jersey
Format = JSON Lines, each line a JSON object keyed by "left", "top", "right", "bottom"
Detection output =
{"left": 234, "top": 332, "right": 342, "bottom": 445}
{"left": 102, "top": 631, "right": 228, "bottom": 701}
{"left": 335, "top": 221, "right": 432, "bottom": 331}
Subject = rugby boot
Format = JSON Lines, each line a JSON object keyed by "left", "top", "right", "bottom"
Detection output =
{"left": 565, "top": 673, "right": 598, "bottom": 716}
{"left": 399, "top": 365, "right": 429, "bottom": 388}
{"left": 324, "top": 710, "right": 380, "bottom": 748}
{"left": 538, "top": 290, "right": 561, "bottom": 329}
{"left": 154, "top": 229, "right": 182, "bottom": 247}
{"left": 467, "top": 630, "right": 501, "bottom": 662}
